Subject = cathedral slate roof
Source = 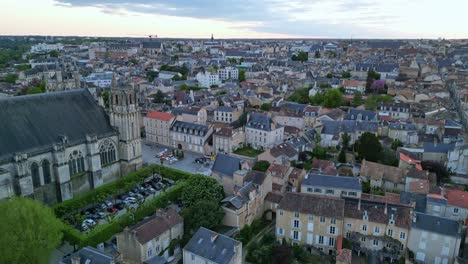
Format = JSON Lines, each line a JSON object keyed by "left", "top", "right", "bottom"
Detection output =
{"left": 0, "top": 89, "right": 116, "bottom": 160}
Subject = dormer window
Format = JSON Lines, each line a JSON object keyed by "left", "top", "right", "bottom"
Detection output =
{"left": 363, "top": 210, "right": 368, "bottom": 221}
{"left": 389, "top": 214, "right": 395, "bottom": 225}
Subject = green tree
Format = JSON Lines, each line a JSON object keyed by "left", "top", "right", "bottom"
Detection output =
{"left": 314, "top": 50, "right": 320, "bottom": 58}
{"left": 291, "top": 51, "right": 308, "bottom": 62}
{"left": 338, "top": 150, "right": 346, "bottom": 163}
{"left": 153, "top": 90, "right": 165, "bottom": 103}
{"left": 421, "top": 161, "right": 450, "bottom": 184}
{"left": 391, "top": 139, "right": 403, "bottom": 150}
{"left": 49, "top": 50, "right": 59, "bottom": 57}
{"left": 309, "top": 92, "right": 324, "bottom": 105}
{"left": 289, "top": 87, "right": 311, "bottom": 104}
{"left": 260, "top": 103, "right": 272, "bottom": 111}
{"left": 170, "top": 55, "right": 179, "bottom": 61}
{"left": 355, "top": 132, "right": 382, "bottom": 162}
{"left": 252, "top": 160, "right": 271, "bottom": 172}
{"left": 342, "top": 132, "right": 351, "bottom": 149}
{"left": 326, "top": 73, "right": 333, "bottom": 78}
{"left": 322, "top": 88, "right": 343, "bottom": 108}
{"left": 351, "top": 91, "right": 363, "bottom": 107}
{"left": 0, "top": 73, "right": 18, "bottom": 84}
{"left": 182, "top": 200, "right": 224, "bottom": 236}
{"left": 238, "top": 69, "right": 246, "bottom": 82}
{"left": 146, "top": 70, "right": 158, "bottom": 81}
{"left": 0, "top": 197, "right": 63, "bottom": 264}
{"left": 181, "top": 175, "right": 224, "bottom": 207}
{"left": 102, "top": 90, "right": 110, "bottom": 109}
{"left": 342, "top": 72, "right": 351, "bottom": 78}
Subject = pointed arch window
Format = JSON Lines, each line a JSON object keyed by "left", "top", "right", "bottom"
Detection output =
{"left": 31, "top": 162, "right": 41, "bottom": 188}
{"left": 99, "top": 140, "right": 116, "bottom": 166}
{"left": 42, "top": 160, "right": 51, "bottom": 184}
{"left": 69, "top": 150, "right": 85, "bottom": 175}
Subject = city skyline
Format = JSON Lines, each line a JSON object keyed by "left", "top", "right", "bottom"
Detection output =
{"left": 2, "top": 0, "right": 468, "bottom": 39}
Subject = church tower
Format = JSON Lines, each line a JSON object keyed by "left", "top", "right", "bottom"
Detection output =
{"left": 109, "top": 76, "right": 143, "bottom": 174}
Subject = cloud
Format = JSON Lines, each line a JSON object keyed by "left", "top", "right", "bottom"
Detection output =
{"left": 51, "top": 0, "right": 414, "bottom": 38}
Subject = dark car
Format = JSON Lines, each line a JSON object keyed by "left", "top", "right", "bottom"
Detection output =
{"left": 114, "top": 202, "right": 125, "bottom": 210}
{"left": 107, "top": 207, "right": 118, "bottom": 213}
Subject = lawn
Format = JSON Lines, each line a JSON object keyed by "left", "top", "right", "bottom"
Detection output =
{"left": 233, "top": 146, "right": 263, "bottom": 157}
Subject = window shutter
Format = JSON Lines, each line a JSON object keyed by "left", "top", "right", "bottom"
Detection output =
{"left": 307, "top": 233, "right": 313, "bottom": 245}
{"left": 308, "top": 223, "right": 314, "bottom": 232}
{"left": 298, "top": 232, "right": 302, "bottom": 241}
{"left": 290, "top": 231, "right": 294, "bottom": 239}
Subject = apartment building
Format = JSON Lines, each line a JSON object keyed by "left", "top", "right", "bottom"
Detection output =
{"left": 276, "top": 192, "right": 345, "bottom": 255}
{"left": 213, "top": 106, "right": 242, "bottom": 124}
{"left": 301, "top": 173, "right": 362, "bottom": 199}
{"left": 213, "top": 127, "right": 245, "bottom": 154}
{"left": 245, "top": 112, "right": 284, "bottom": 150}
{"left": 144, "top": 111, "right": 175, "bottom": 146}
{"left": 170, "top": 121, "right": 213, "bottom": 154}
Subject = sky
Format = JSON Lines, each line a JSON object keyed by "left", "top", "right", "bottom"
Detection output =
{"left": 1, "top": 0, "right": 467, "bottom": 39}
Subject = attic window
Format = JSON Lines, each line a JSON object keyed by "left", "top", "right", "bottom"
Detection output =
{"left": 198, "top": 238, "right": 203, "bottom": 244}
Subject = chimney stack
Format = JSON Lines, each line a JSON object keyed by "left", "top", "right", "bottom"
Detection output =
{"left": 71, "top": 255, "right": 80, "bottom": 264}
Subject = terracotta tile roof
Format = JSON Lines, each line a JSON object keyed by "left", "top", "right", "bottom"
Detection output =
{"left": 288, "top": 167, "right": 304, "bottom": 179}
{"left": 214, "top": 127, "right": 232, "bottom": 137}
{"left": 265, "top": 192, "right": 283, "bottom": 203}
{"left": 146, "top": 111, "right": 174, "bottom": 121}
{"left": 278, "top": 192, "right": 345, "bottom": 219}
{"left": 344, "top": 199, "right": 412, "bottom": 229}
{"left": 446, "top": 189, "right": 468, "bottom": 209}
{"left": 272, "top": 183, "right": 283, "bottom": 192}
{"left": 409, "top": 179, "right": 430, "bottom": 194}
{"left": 267, "top": 164, "right": 290, "bottom": 179}
{"left": 128, "top": 208, "right": 182, "bottom": 244}
{"left": 360, "top": 159, "right": 405, "bottom": 184}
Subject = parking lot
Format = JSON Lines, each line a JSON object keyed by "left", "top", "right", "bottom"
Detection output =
{"left": 67, "top": 175, "right": 177, "bottom": 232}
{"left": 142, "top": 143, "right": 213, "bottom": 175}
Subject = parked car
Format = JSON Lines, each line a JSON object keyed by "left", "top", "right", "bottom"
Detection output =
{"left": 114, "top": 202, "right": 125, "bottom": 210}
{"left": 147, "top": 187, "right": 156, "bottom": 193}
{"left": 123, "top": 197, "right": 137, "bottom": 204}
{"left": 195, "top": 158, "right": 204, "bottom": 164}
{"left": 104, "top": 200, "right": 113, "bottom": 207}
{"left": 154, "top": 182, "right": 163, "bottom": 191}
{"left": 107, "top": 207, "right": 118, "bottom": 213}
{"left": 81, "top": 219, "right": 96, "bottom": 231}
{"left": 135, "top": 193, "right": 144, "bottom": 201}
{"left": 128, "top": 191, "right": 136, "bottom": 197}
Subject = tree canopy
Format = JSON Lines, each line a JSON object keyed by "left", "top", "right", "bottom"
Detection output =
{"left": 0, "top": 197, "right": 63, "bottom": 264}
{"left": 342, "top": 72, "right": 351, "bottom": 78}
{"left": 291, "top": 51, "right": 308, "bottom": 62}
{"left": 260, "top": 103, "right": 272, "bottom": 111}
{"left": 365, "top": 94, "right": 393, "bottom": 110}
{"left": 182, "top": 199, "right": 224, "bottom": 236}
{"left": 322, "top": 88, "right": 343, "bottom": 108}
{"left": 252, "top": 160, "right": 271, "bottom": 172}
{"left": 351, "top": 91, "right": 363, "bottom": 107}
{"left": 238, "top": 69, "right": 246, "bottom": 82}
{"left": 181, "top": 175, "right": 224, "bottom": 207}
{"left": 355, "top": 132, "right": 382, "bottom": 162}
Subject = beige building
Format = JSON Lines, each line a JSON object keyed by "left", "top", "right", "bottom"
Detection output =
{"left": 183, "top": 227, "right": 242, "bottom": 264}
{"left": 170, "top": 120, "right": 213, "bottom": 154}
{"left": 221, "top": 170, "right": 272, "bottom": 229}
{"left": 117, "top": 208, "right": 184, "bottom": 264}
{"left": 144, "top": 111, "right": 175, "bottom": 146}
{"left": 343, "top": 199, "right": 411, "bottom": 261}
{"left": 276, "top": 192, "right": 345, "bottom": 255}
{"left": 360, "top": 159, "right": 405, "bottom": 192}
{"left": 213, "top": 127, "right": 245, "bottom": 154}
{"left": 213, "top": 106, "right": 242, "bottom": 124}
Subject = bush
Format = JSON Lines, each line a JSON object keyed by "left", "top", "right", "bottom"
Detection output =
{"left": 252, "top": 160, "right": 271, "bottom": 172}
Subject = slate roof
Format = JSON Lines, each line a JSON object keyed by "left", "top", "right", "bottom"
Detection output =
{"left": 399, "top": 191, "right": 427, "bottom": 213}
{"left": 212, "top": 153, "right": 243, "bottom": 178}
{"left": 61, "top": 247, "right": 114, "bottom": 264}
{"left": 321, "top": 120, "right": 378, "bottom": 135}
{"left": 184, "top": 227, "right": 240, "bottom": 264}
{"left": 216, "top": 106, "right": 234, "bottom": 112}
{"left": 0, "top": 89, "right": 116, "bottom": 160}
{"left": 303, "top": 173, "right": 361, "bottom": 191}
{"left": 170, "top": 120, "right": 209, "bottom": 135}
{"left": 345, "top": 109, "right": 377, "bottom": 121}
{"left": 278, "top": 192, "right": 345, "bottom": 219}
{"left": 388, "top": 122, "right": 417, "bottom": 131}
{"left": 423, "top": 142, "right": 455, "bottom": 153}
{"left": 269, "top": 143, "right": 298, "bottom": 158}
{"left": 246, "top": 112, "right": 272, "bottom": 131}
{"left": 412, "top": 212, "right": 460, "bottom": 237}
{"left": 142, "top": 41, "right": 163, "bottom": 49}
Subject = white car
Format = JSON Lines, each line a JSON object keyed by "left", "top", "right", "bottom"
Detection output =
{"left": 123, "top": 197, "right": 137, "bottom": 204}
{"left": 81, "top": 219, "right": 96, "bottom": 231}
